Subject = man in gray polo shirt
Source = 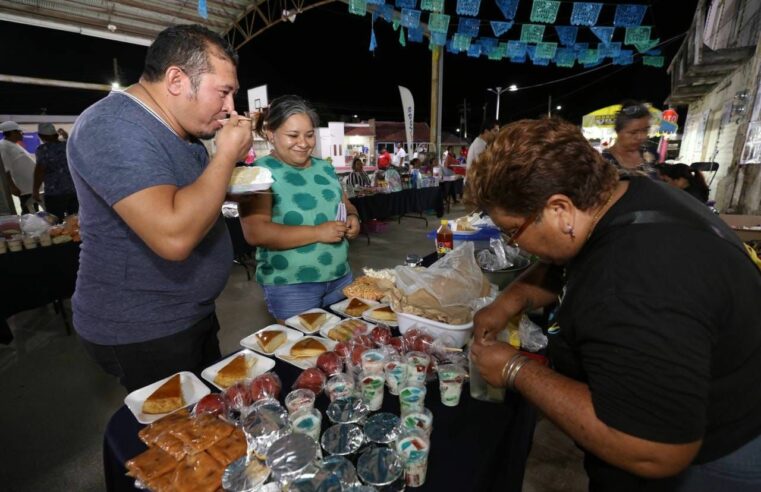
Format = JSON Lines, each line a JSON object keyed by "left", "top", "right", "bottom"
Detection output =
{"left": 67, "top": 25, "right": 253, "bottom": 391}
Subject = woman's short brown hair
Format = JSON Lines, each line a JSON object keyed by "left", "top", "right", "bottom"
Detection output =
{"left": 466, "top": 118, "right": 618, "bottom": 216}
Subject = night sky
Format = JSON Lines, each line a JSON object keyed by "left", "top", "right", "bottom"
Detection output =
{"left": 0, "top": 0, "right": 698, "bottom": 135}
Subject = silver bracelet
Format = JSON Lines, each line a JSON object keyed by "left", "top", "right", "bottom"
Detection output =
{"left": 507, "top": 356, "right": 532, "bottom": 391}
{"left": 501, "top": 353, "right": 528, "bottom": 388}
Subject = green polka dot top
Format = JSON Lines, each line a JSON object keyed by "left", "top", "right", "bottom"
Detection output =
{"left": 254, "top": 155, "right": 350, "bottom": 286}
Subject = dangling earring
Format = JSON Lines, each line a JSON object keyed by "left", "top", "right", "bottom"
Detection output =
{"left": 566, "top": 224, "right": 575, "bottom": 239}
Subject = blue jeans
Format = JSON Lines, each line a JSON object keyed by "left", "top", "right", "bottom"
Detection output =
{"left": 673, "top": 432, "right": 761, "bottom": 491}
{"left": 262, "top": 273, "right": 353, "bottom": 320}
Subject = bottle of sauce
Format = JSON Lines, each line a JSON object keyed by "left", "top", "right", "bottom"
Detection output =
{"left": 435, "top": 219, "right": 453, "bottom": 257}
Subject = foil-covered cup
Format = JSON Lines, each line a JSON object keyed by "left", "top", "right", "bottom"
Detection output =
{"left": 320, "top": 455, "right": 360, "bottom": 488}
{"left": 321, "top": 423, "right": 365, "bottom": 457}
{"left": 289, "top": 470, "right": 343, "bottom": 492}
{"left": 326, "top": 396, "right": 369, "bottom": 425}
{"left": 356, "top": 446, "right": 405, "bottom": 490}
{"left": 221, "top": 456, "right": 270, "bottom": 492}
{"left": 242, "top": 401, "right": 290, "bottom": 460}
{"left": 363, "top": 413, "right": 401, "bottom": 445}
{"left": 266, "top": 433, "right": 320, "bottom": 486}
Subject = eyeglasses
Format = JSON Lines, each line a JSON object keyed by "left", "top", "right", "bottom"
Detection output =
{"left": 500, "top": 213, "right": 536, "bottom": 247}
{"left": 620, "top": 104, "right": 649, "bottom": 116}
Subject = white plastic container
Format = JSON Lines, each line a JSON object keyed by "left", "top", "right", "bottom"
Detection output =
{"left": 396, "top": 311, "right": 473, "bottom": 348}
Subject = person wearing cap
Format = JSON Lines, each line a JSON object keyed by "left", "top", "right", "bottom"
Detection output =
{"left": 67, "top": 25, "right": 252, "bottom": 392}
{"left": 0, "top": 121, "right": 38, "bottom": 214}
{"left": 33, "top": 123, "right": 78, "bottom": 219}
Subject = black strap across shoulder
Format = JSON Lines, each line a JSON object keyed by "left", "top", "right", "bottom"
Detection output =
{"left": 607, "top": 210, "right": 759, "bottom": 274}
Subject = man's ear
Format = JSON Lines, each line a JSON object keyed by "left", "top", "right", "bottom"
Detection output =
{"left": 164, "top": 66, "right": 185, "bottom": 97}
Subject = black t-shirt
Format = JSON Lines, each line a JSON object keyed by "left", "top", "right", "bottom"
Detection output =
{"left": 552, "top": 177, "right": 761, "bottom": 490}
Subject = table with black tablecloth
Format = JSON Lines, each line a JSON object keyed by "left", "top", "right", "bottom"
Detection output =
{"left": 0, "top": 241, "right": 80, "bottom": 343}
{"left": 104, "top": 356, "right": 536, "bottom": 492}
{"left": 349, "top": 187, "right": 444, "bottom": 227}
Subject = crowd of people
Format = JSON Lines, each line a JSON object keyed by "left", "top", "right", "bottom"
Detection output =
{"left": 3, "top": 21, "right": 760, "bottom": 492}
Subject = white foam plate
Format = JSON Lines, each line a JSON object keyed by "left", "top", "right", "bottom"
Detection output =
{"left": 285, "top": 308, "right": 341, "bottom": 334}
{"left": 228, "top": 181, "right": 274, "bottom": 194}
{"left": 124, "top": 371, "right": 210, "bottom": 424}
{"left": 329, "top": 297, "right": 381, "bottom": 318}
{"left": 362, "top": 304, "right": 399, "bottom": 327}
{"left": 200, "top": 349, "right": 276, "bottom": 391}
{"left": 319, "top": 318, "right": 376, "bottom": 342}
{"left": 240, "top": 324, "right": 304, "bottom": 355}
{"left": 274, "top": 336, "right": 337, "bottom": 370}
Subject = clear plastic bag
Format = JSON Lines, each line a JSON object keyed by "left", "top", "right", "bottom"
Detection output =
{"left": 518, "top": 315, "right": 548, "bottom": 352}
{"left": 394, "top": 242, "right": 489, "bottom": 308}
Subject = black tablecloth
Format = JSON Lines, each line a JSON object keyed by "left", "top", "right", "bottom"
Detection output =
{"left": 349, "top": 187, "right": 444, "bottom": 223}
{"left": 0, "top": 241, "right": 80, "bottom": 343}
{"left": 105, "top": 357, "right": 536, "bottom": 492}
{"left": 440, "top": 179, "right": 464, "bottom": 202}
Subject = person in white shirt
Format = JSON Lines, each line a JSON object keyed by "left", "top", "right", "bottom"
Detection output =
{"left": 393, "top": 142, "right": 407, "bottom": 168}
{"left": 465, "top": 120, "right": 499, "bottom": 170}
{"left": 0, "top": 121, "right": 37, "bottom": 213}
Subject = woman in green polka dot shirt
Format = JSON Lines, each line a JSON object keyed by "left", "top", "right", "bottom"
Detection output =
{"left": 239, "top": 95, "right": 361, "bottom": 322}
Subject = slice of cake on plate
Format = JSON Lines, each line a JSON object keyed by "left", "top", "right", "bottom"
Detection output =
{"left": 344, "top": 298, "right": 370, "bottom": 317}
{"left": 213, "top": 355, "right": 254, "bottom": 388}
{"left": 290, "top": 338, "right": 327, "bottom": 358}
{"left": 298, "top": 312, "right": 328, "bottom": 332}
{"left": 370, "top": 306, "right": 397, "bottom": 322}
{"left": 142, "top": 374, "right": 185, "bottom": 415}
{"left": 255, "top": 330, "right": 287, "bottom": 353}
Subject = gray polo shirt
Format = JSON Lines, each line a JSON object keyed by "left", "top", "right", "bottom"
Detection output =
{"left": 67, "top": 91, "right": 232, "bottom": 345}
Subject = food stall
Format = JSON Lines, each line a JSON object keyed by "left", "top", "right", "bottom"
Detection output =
{"left": 105, "top": 244, "right": 541, "bottom": 492}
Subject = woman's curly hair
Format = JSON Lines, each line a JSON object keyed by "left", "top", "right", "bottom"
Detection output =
{"left": 465, "top": 118, "right": 618, "bottom": 216}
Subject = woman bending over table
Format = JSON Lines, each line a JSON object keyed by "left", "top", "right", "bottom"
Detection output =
{"left": 468, "top": 118, "right": 761, "bottom": 491}
{"left": 239, "top": 95, "right": 360, "bottom": 322}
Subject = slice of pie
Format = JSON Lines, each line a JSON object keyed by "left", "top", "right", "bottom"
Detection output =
{"left": 298, "top": 312, "right": 328, "bottom": 332}
{"left": 213, "top": 355, "right": 254, "bottom": 388}
{"left": 255, "top": 330, "right": 287, "bottom": 353}
{"left": 290, "top": 338, "right": 327, "bottom": 358}
{"left": 371, "top": 306, "right": 397, "bottom": 322}
{"left": 142, "top": 374, "right": 185, "bottom": 415}
{"left": 344, "top": 298, "right": 370, "bottom": 317}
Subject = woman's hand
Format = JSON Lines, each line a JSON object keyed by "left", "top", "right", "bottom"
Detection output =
{"left": 315, "top": 221, "right": 349, "bottom": 243}
{"left": 473, "top": 302, "right": 511, "bottom": 343}
{"left": 470, "top": 339, "right": 518, "bottom": 388}
{"left": 346, "top": 214, "right": 360, "bottom": 239}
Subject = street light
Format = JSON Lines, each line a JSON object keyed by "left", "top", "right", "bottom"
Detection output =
{"left": 556, "top": 105, "right": 562, "bottom": 111}
{"left": 487, "top": 85, "right": 516, "bottom": 121}
{"left": 456, "top": 128, "right": 460, "bottom": 133}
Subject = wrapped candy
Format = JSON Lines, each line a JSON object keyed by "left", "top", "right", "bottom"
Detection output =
{"left": 194, "top": 393, "right": 227, "bottom": 417}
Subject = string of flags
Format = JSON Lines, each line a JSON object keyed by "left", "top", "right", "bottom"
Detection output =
{"left": 347, "top": 0, "right": 664, "bottom": 68}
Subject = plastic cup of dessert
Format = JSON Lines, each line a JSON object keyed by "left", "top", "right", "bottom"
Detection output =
{"left": 398, "top": 385, "right": 426, "bottom": 415}
{"left": 38, "top": 231, "right": 52, "bottom": 247}
{"left": 395, "top": 428, "right": 431, "bottom": 488}
{"left": 325, "top": 373, "right": 355, "bottom": 402}
{"left": 401, "top": 407, "right": 433, "bottom": 437}
{"left": 359, "top": 371, "right": 385, "bottom": 411}
{"left": 285, "top": 388, "right": 316, "bottom": 414}
{"left": 437, "top": 363, "right": 467, "bottom": 407}
{"left": 289, "top": 407, "right": 322, "bottom": 443}
{"left": 404, "top": 351, "right": 431, "bottom": 387}
{"left": 383, "top": 355, "right": 407, "bottom": 396}
{"left": 360, "top": 349, "right": 386, "bottom": 375}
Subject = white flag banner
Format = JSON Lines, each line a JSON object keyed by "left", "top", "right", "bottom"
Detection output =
{"left": 399, "top": 86, "right": 414, "bottom": 159}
